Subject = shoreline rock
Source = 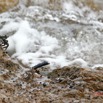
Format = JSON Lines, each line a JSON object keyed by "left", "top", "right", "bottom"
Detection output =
{"left": 0, "top": 0, "right": 19, "bottom": 13}
{"left": 0, "top": 46, "right": 103, "bottom": 103}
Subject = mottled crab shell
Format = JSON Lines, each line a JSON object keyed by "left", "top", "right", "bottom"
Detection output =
{"left": 0, "top": 35, "right": 9, "bottom": 50}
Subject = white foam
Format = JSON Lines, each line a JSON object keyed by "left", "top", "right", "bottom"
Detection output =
{"left": 0, "top": 1, "right": 103, "bottom": 69}
{"left": 92, "top": 64, "right": 103, "bottom": 69}
{"left": 68, "top": 58, "right": 88, "bottom": 68}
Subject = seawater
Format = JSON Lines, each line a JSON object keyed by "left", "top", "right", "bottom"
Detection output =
{"left": 0, "top": 0, "right": 103, "bottom": 69}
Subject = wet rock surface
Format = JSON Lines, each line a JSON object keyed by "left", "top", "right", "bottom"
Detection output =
{"left": 0, "top": 46, "right": 103, "bottom": 103}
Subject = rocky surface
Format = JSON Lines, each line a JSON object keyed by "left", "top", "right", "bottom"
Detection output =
{"left": 0, "top": 45, "right": 103, "bottom": 103}
{"left": 0, "top": 0, "right": 101, "bottom": 13}
{"left": 0, "top": 0, "right": 19, "bottom": 12}
{"left": 0, "top": 0, "right": 103, "bottom": 102}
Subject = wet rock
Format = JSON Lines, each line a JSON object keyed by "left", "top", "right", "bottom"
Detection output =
{"left": 0, "top": 45, "right": 103, "bottom": 103}
{"left": 48, "top": 66, "right": 103, "bottom": 101}
{"left": 48, "top": 66, "right": 85, "bottom": 79}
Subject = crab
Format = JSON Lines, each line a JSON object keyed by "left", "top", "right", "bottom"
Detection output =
{"left": 0, "top": 35, "right": 9, "bottom": 50}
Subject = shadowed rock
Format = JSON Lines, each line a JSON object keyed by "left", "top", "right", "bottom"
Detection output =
{"left": 32, "top": 61, "right": 50, "bottom": 69}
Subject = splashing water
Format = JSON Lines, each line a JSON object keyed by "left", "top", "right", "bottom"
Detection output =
{"left": 0, "top": 0, "right": 103, "bottom": 69}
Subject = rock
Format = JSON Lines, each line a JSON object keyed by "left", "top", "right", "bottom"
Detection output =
{"left": 0, "top": 0, "right": 19, "bottom": 13}
{"left": 0, "top": 46, "right": 19, "bottom": 81}
{"left": 48, "top": 66, "right": 103, "bottom": 101}
{"left": 48, "top": 66, "right": 86, "bottom": 79}
{"left": 0, "top": 45, "right": 103, "bottom": 103}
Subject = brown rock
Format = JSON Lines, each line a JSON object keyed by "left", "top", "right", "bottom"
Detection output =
{"left": 0, "top": 0, "right": 19, "bottom": 12}
{"left": 0, "top": 45, "right": 103, "bottom": 103}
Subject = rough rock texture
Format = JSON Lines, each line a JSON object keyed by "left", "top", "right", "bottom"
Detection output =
{"left": 15, "top": 0, "right": 102, "bottom": 11}
{"left": 0, "top": 46, "right": 103, "bottom": 103}
{"left": 0, "top": 0, "right": 101, "bottom": 13}
{"left": 0, "top": 0, "right": 19, "bottom": 12}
